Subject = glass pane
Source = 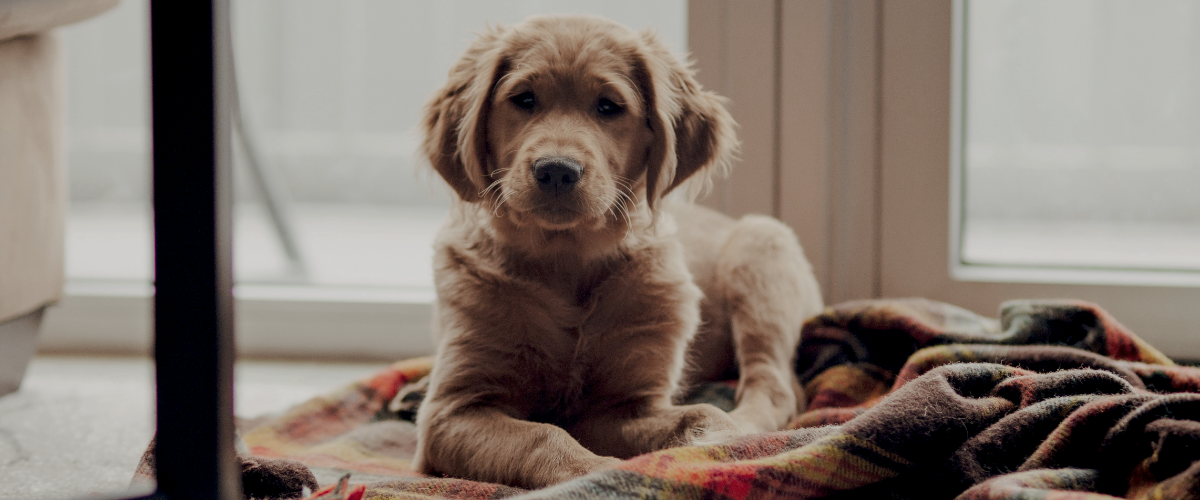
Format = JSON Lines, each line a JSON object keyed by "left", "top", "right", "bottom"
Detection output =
{"left": 63, "top": 0, "right": 688, "bottom": 289}
{"left": 960, "top": 0, "right": 1200, "bottom": 274}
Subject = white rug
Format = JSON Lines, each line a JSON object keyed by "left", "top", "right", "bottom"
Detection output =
{"left": 0, "top": 356, "right": 385, "bottom": 500}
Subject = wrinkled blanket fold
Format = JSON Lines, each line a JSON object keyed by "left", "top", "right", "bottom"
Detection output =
{"left": 135, "top": 298, "right": 1200, "bottom": 499}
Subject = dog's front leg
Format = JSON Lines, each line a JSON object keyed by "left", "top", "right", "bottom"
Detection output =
{"left": 569, "top": 400, "right": 741, "bottom": 458}
{"left": 417, "top": 404, "right": 621, "bottom": 489}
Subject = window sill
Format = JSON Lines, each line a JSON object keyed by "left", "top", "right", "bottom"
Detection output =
{"left": 40, "top": 280, "right": 436, "bottom": 361}
{"left": 956, "top": 219, "right": 1200, "bottom": 288}
{"left": 952, "top": 264, "right": 1200, "bottom": 289}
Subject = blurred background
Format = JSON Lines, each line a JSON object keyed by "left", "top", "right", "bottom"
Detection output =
{"left": 63, "top": 0, "right": 688, "bottom": 288}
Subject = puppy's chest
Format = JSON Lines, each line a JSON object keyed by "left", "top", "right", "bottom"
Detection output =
{"left": 528, "top": 326, "right": 597, "bottom": 422}
{"left": 519, "top": 278, "right": 633, "bottom": 422}
{"left": 481, "top": 250, "right": 672, "bottom": 420}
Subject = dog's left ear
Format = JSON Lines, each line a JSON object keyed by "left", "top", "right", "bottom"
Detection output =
{"left": 633, "top": 32, "right": 738, "bottom": 209}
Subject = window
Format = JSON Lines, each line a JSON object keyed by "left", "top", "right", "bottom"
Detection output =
{"left": 954, "top": 0, "right": 1200, "bottom": 287}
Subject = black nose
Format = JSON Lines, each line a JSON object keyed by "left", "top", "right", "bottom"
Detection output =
{"left": 532, "top": 157, "right": 583, "bottom": 194}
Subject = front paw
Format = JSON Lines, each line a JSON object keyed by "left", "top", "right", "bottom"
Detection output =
{"left": 674, "top": 403, "right": 743, "bottom": 447}
{"left": 528, "top": 450, "right": 619, "bottom": 486}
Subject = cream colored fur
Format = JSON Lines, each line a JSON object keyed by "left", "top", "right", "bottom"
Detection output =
{"left": 400, "top": 15, "right": 823, "bottom": 488}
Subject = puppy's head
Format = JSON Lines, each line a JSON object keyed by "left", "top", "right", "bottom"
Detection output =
{"left": 422, "top": 15, "right": 736, "bottom": 231}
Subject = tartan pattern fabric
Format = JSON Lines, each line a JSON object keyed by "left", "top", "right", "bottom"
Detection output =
{"left": 136, "top": 299, "right": 1200, "bottom": 499}
{"left": 244, "top": 357, "right": 435, "bottom": 479}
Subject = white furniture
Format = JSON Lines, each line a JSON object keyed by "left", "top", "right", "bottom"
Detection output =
{"left": 0, "top": 0, "right": 117, "bottom": 395}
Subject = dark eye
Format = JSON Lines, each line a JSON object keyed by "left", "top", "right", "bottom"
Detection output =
{"left": 511, "top": 91, "right": 536, "bottom": 110}
{"left": 597, "top": 98, "right": 623, "bottom": 116}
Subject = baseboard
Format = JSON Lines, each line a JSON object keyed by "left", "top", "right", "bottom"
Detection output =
{"left": 39, "top": 281, "right": 436, "bottom": 361}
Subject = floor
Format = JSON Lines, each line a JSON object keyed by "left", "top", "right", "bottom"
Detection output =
{"left": 0, "top": 356, "right": 387, "bottom": 500}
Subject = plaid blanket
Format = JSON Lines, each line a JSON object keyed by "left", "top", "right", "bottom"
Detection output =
{"left": 135, "top": 298, "right": 1200, "bottom": 499}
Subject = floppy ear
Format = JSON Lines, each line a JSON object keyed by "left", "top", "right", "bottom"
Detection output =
{"left": 421, "top": 28, "right": 509, "bottom": 203}
{"left": 634, "top": 32, "right": 738, "bottom": 209}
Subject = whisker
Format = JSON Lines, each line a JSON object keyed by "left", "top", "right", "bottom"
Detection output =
{"left": 481, "top": 179, "right": 503, "bottom": 197}
{"left": 480, "top": 181, "right": 505, "bottom": 211}
{"left": 604, "top": 187, "right": 634, "bottom": 228}
{"left": 618, "top": 192, "right": 635, "bottom": 226}
{"left": 601, "top": 175, "right": 639, "bottom": 228}
{"left": 494, "top": 189, "right": 518, "bottom": 217}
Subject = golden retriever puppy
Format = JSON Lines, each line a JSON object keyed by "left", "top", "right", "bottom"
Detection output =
{"left": 405, "top": 15, "right": 823, "bottom": 488}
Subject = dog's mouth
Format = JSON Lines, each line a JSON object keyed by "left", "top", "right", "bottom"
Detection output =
{"left": 497, "top": 178, "right": 595, "bottom": 229}
{"left": 528, "top": 200, "right": 587, "bottom": 227}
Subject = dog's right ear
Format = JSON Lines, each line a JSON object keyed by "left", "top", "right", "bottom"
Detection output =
{"left": 421, "top": 28, "right": 509, "bottom": 203}
{"left": 633, "top": 31, "right": 738, "bottom": 210}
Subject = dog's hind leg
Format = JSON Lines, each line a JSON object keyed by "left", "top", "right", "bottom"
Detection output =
{"left": 716, "top": 215, "right": 823, "bottom": 434}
